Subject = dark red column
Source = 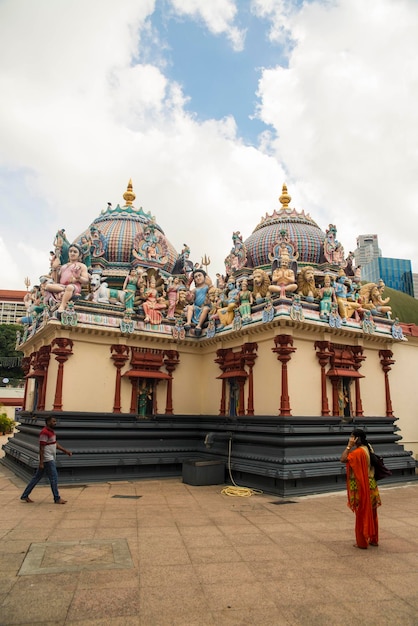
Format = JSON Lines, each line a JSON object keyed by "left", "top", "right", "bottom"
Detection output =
{"left": 242, "top": 343, "right": 258, "bottom": 416}
{"left": 379, "top": 350, "right": 395, "bottom": 417}
{"left": 110, "top": 345, "right": 130, "bottom": 413}
{"left": 272, "top": 335, "right": 296, "bottom": 416}
{"left": 51, "top": 338, "right": 73, "bottom": 411}
{"left": 314, "top": 341, "right": 331, "bottom": 416}
{"left": 351, "top": 346, "right": 365, "bottom": 417}
{"left": 164, "top": 350, "right": 180, "bottom": 415}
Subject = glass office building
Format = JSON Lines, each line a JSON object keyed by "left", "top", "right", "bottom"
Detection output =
{"left": 361, "top": 257, "right": 414, "bottom": 297}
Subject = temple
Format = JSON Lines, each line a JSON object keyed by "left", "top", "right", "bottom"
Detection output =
{"left": 3, "top": 181, "right": 417, "bottom": 495}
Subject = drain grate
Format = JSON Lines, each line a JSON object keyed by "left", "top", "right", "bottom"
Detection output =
{"left": 111, "top": 495, "right": 142, "bottom": 499}
{"left": 269, "top": 500, "right": 297, "bottom": 505}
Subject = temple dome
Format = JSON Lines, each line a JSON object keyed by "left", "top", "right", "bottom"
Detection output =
{"left": 244, "top": 184, "right": 326, "bottom": 268}
{"left": 75, "top": 180, "right": 179, "bottom": 278}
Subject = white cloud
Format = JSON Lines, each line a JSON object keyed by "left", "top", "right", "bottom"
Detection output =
{"left": 169, "top": 0, "right": 246, "bottom": 51}
{"left": 1, "top": 0, "right": 418, "bottom": 295}
{"left": 256, "top": 0, "right": 418, "bottom": 268}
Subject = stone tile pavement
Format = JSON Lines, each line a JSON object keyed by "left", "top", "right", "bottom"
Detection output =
{"left": 1, "top": 433, "right": 418, "bottom": 625}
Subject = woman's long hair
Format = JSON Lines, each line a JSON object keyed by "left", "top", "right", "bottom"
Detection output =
{"left": 352, "top": 428, "right": 373, "bottom": 455}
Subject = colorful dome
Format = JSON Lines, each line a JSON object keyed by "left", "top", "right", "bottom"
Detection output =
{"left": 75, "top": 180, "right": 179, "bottom": 277}
{"left": 244, "top": 184, "right": 326, "bottom": 268}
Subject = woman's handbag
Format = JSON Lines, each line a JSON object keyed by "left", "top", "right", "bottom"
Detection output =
{"left": 370, "top": 452, "right": 392, "bottom": 481}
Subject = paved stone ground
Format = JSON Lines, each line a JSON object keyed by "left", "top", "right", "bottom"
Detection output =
{"left": 1, "top": 433, "right": 418, "bottom": 625}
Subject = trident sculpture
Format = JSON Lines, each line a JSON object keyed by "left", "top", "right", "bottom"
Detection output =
{"left": 201, "top": 254, "right": 211, "bottom": 274}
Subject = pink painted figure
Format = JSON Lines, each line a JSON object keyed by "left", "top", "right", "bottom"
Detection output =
{"left": 166, "top": 276, "right": 181, "bottom": 319}
{"left": 45, "top": 244, "right": 90, "bottom": 313}
{"left": 142, "top": 275, "right": 166, "bottom": 325}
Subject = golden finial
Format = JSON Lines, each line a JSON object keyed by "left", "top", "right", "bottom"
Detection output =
{"left": 24, "top": 276, "right": 31, "bottom": 290}
{"left": 123, "top": 179, "right": 136, "bottom": 206}
{"left": 279, "top": 183, "right": 291, "bottom": 210}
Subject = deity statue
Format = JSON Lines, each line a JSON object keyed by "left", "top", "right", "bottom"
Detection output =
{"left": 185, "top": 269, "right": 212, "bottom": 336}
{"left": 166, "top": 276, "right": 182, "bottom": 320}
{"left": 268, "top": 250, "right": 298, "bottom": 298}
{"left": 122, "top": 268, "right": 142, "bottom": 313}
{"left": 334, "top": 271, "right": 361, "bottom": 322}
{"left": 53, "top": 228, "right": 70, "bottom": 265}
{"left": 45, "top": 244, "right": 90, "bottom": 313}
{"left": 319, "top": 274, "right": 336, "bottom": 320}
{"left": 174, "top": 288, "right": 188, "bottom": 317}
{"left": 290, "top": 293, "right": 304, "bottom": 321}
{"left": 238, "top": 278, "right": 253, "bottom": 323}
{"left": 216, "top": 277, "right": 240, "bottom": 329}
{"left": 142, "top": 274, "right": 166, "bottom": 325}
{"left": 322, "top": 224, "right": 345, "bottom": 265}
{"left": 89, "top": 225, "right": 106, "bottom": 257}
{"left": 224, "top": 231, "right": 247, "bottom": 274}
{"left": 79, "top": 235, "right": 92, "bottom": 269}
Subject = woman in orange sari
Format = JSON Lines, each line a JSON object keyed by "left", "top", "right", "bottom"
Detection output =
{"left": 340, "top": 428, "right": 381, "bottom": 549}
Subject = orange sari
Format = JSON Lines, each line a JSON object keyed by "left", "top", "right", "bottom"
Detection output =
{"left": 346, "top": 446, "right": 381, "bottom": 548}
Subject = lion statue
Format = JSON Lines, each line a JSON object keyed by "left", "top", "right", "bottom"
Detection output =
{"left": 297, "top": 266, "right": 320, "bottom": 300}
{"left": 252, "top": 269, "right": 271, "bottom": 301}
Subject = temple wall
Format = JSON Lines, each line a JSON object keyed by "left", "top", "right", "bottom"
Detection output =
{"left": 391, "top": 336, "right": 418, "bottom": 457}
{"left": 17, "top": 319, "right": 418, "bottom": 460}
{"left": 358, "top": 343, "right": 387, "bottom": 417}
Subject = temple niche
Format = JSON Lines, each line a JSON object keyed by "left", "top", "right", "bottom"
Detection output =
{"left": 4, "top": 181, "right": 417, "bottom": 496}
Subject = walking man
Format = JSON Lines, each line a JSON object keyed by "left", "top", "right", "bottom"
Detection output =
{"left": 21, "top": 416, "right": 72, "bottom": 504}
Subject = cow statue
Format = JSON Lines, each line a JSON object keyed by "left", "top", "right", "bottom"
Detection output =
{"left": 89, "top": 273, "right": 126, "bottom": 306}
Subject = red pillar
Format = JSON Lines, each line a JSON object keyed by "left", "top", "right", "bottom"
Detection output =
{"left": 272, "top": 335, "right": 296, "bottom": 416}
{"left": 351, "top": 346, "right": 365, "bottom": 417}
{"left": 379, "top": 350, "right": 395, "bottom": 417}
{"left": 164, "top": 350, "right": 180, "bottom": 415}
{"left": 314, "top": 341, "right": 331, "bottom": 416}
{"left": 238, "top": 379, "right": 245, "bottom": 416}
{"left": 243, "top": 343, "right": 258, "bottom": 416}
{"left": 219, "top": 379, "right": 226, "bottom": 416}
{"left": 51, "top": 338, "right": 73, "bottom": 411}
{"left": 110, "top": 345, "right": 130, "bottom": 413}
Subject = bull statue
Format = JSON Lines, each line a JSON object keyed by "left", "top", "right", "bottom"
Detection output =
{"left": 89, "top": 273, "right": 126, "bottom": 306}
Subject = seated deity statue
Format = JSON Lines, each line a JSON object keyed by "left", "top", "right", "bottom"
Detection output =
{"left": 268, "top": 253, "right": 298, "bottom": 298}
{"left": 185, "top": 269, "right": 212, "bottom": 335}
{"left": 216, "top": 277, "right": 240, "bottom": 328}
{"left": 45, "top": 244, "right": 90, "bottom": 313}
{"left": 334, "top": 272, "right": 361, "bottom": 322}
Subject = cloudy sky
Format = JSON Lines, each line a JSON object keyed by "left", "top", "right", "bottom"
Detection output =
{"left": 1, "top": 0, "right": 417, "bottom": 290}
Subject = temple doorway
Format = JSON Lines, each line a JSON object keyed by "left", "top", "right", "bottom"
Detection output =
{"left": 137, "top": 380, "right": 154, "bottom": 417}
{"left": 338, "top": 378, "right": 353, "bottom": 420}
{"left": 228, "top": 379, "right": 239, "bottom": 417}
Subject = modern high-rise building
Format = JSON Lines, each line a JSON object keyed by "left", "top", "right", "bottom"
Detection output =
{"left": 361, "top": 257, "right": 414, "bottom": 297}
{"left": 354, "top": 234, "right": 381, "bottom": 267}
{"left": 0, "top": 290, "right": 26, "bottom": 325}
{"left": 413, "top": 274, "right": 418, "bottom": 300}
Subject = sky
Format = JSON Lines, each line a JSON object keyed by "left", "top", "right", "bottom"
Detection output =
{"left": 1, "top": 0, "right": 417, "bottom": 290}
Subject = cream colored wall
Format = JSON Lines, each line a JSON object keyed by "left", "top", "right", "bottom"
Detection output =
{"left": 251, "top": 330, "right": 287, "bottom": 415}
{"left": 288, "top": 335, "right": 322, "bottom": 416}
{"left": 391, "top": 338, "right": 418, "bottom": 458}
{"left": 64, "top": 339, "right": 117, "bottom": 412}
{"left": 19, "top": 321, "right": 418, "bottom": 461}
{"left": 357, "top": 342, "right": 387, "bottom": 418}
